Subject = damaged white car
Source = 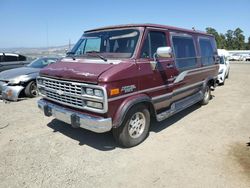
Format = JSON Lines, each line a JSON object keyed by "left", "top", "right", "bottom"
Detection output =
{"left": 0, "top": 57, "right": 58, "bottom": 101}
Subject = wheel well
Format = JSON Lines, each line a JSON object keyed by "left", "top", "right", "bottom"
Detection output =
{"left": 22, "top": 79, "right": 36, "bottom": 87}
{"left": 114, "top": 99, "right": 156, "bottom": 128}
{"left": 207, "top": 79, "right": 215, "bottom": 88}
{"left": 141, "top": 101, "right": 156, "bottom": 118}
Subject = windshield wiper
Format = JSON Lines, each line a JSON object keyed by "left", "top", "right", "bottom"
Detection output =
{"left": 66, "top": 51, "right": 76, "bottom": 60}
{"left": 86, "top": 51, "right": 107, "bottom": 62}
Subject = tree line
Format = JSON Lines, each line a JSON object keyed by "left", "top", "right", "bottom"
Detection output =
{"left": 206, "top": 27, "right": 250, "bottom": 50}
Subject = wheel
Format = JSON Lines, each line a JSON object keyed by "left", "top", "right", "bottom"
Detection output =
{"left": 112, "top": 104, "right": 150, "bottom": 147}
{"left": 200, "top": 85, "right": 211, "bottom": 105}
{"left": 226, "top": 72, "right": 229, "bottom": 79}
{"left": 24, "top": 81, "right": 38, "bottom": 98}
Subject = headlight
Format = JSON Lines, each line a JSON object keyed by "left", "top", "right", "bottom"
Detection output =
{"left": 218, "top": 69, "right": 224, "bottom": 74}
{"left": 85, "top": 88, "right": 103, "bottom": 97}
{"left": 86, "top": 101, "right": 103, "bottom": 109}
{"left": 94, "top": 89, "right": 103, "bottom": 97}
{"left": 8, "top": 75, "right": 30, "bottom": 85}
{"left": 86, "top": 88, "right": 94, "bottom": 95}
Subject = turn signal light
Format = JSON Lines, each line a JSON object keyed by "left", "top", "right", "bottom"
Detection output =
{"left": 7, "top": 90, "right": 13, "bottom": 97}
{"left": 110, "top": 88, "right": 120, "bottom": 96}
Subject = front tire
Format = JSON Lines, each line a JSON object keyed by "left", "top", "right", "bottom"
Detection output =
{"left": 112, "top": 104, "right": 150, "bottom": 148}
{"left": 24, "top": 81, "right": 38, "bottom": 98}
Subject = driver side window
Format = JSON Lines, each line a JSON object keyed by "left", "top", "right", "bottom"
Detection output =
{"left": 140, "top": 31, "right": 167, "bottom": 58}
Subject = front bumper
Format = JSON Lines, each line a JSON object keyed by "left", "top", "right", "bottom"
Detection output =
{"left": 37, "top": 99, "right": 112, "bottom": 133}
{"left": 0, "top": 81, "right": 24, "bottom": 101}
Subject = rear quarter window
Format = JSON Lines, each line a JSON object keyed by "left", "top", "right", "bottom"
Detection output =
{"left": 172, "top": 35, "right": 197, "bottom": 70}
{"left": 199, "top": 38, "right": 214, "bottom": 66}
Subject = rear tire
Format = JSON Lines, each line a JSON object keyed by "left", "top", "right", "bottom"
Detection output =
{"left": 112, "top": 104, "right": 150, "bottom": 148}
{"left": 24, "top": 81, "right": 38, "bottom": 98}
{"left": 200, "top": 85, "right": 211, "bottom": 105}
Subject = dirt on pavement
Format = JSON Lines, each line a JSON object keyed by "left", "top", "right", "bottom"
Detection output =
{"left": 0, "top": 63, "right": 250, "bottom": 188}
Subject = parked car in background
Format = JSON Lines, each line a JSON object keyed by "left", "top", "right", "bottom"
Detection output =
{"left": 37, "top": 24, "right": 219, "bottom": 147}
{"left": 228, "top": 53, "right": 241, "bottom": 61}
{"left": 0, "top": 57, "right": 58, "bottom": 101}
{"left": 0, "top": 53, "right": 29, "bottom": 72}
{"left": 245, "top": 54, "right": 250, "bottom": 61}
{"left": 217, "top": 49, "right": 230, "bottom": 85}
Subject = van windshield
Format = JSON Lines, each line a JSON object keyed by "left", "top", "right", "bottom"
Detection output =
{"left": 69, "top": 29, "right": 140, "bottom": 59}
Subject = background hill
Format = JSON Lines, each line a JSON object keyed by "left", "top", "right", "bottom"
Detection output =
{"left": 0, "top": 45, "right": 72, "bottom": 58}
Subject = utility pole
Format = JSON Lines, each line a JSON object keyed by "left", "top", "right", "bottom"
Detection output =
{"left": 69, "top": 39, "right": 71, "bottom": 51}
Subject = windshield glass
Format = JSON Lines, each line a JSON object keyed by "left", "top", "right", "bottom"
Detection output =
{"left": 70, "top": 29, "right": 140, "bottom": 59}
{"left": 27, "top": 58, "right": 57, "bottom": 68}
{"left": 219, "top": 56, "right": 225, "bottom": 64}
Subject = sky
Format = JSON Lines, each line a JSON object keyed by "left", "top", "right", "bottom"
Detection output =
{"left": 0, "top": 0, "right": 250, "bottom": 48}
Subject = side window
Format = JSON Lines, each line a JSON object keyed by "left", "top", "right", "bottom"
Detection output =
{"left": 172, "top": 35, "right": 197, "bottom": 69}
{"left": 0, "top": 55, "right": 3, "bottom": 62}
{"left": 4, "top": 55, "right": 18, "bottom": 62}
{"left": 199, "top": 38, "right": 214, "bottom": 66}
{"left": 140, "top": 31, "right": 167, "bottom": 58}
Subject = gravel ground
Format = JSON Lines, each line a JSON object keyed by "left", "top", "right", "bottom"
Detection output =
{"left": 0, "top": 63, "right": 250, "bottom": 188}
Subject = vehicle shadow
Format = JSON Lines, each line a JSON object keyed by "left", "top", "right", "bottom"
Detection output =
{"left": 47, "top": 119, "right": 118, "bottom": 151}
{"left": 47, "top": 103, "right": 202, "bottom": 151}
{"left": 150, "top": 103, "right": 201, "bottom": 132}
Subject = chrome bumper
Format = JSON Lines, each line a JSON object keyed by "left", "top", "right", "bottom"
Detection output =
{"left": 37, "top": 99, "right": 112, "bottom": 133}
{"left": 0, "top": 81, "right": 24, "bottom": 101}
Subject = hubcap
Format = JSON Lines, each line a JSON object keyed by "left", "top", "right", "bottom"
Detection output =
{"left": 30, "top": 83, "right": 38, "bottom": 96}
{"left": 204, "top": 87, "right": 209, "bottom": 100}
{"left": 128, "top": 112, "right": 146, "bottom": 139}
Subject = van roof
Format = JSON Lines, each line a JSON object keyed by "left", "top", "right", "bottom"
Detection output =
{"left": 84, "top": 23, "right": 212, "bottom": 36}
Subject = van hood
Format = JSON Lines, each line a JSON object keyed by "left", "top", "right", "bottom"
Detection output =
{"left": 39, "top": 58, "right": 118, "bottom": 83}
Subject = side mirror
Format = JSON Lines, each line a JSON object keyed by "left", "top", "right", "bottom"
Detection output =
{"left": 151, "top": 47, "right": 172, "bottom": 70}
{"left": 156, "top": 47, "right": 172, "bottom": 58}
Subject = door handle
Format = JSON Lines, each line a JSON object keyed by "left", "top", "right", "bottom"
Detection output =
{"left": 166, "top": 64, "right": 174, "bottom": 68}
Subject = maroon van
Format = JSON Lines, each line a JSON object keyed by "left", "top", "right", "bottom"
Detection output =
{"left": 37, "top": 24, "right": 219, "bottom": 147}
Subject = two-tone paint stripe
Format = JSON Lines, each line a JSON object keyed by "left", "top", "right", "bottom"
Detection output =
{"left": 108, "top": 65, "right": 216, "bottom": 102}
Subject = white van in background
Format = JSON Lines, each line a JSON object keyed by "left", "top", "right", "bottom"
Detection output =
{"left": 217, "top": 49, "right": 230, "bottom": 85}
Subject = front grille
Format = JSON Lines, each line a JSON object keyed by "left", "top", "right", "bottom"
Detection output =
{"left": 37, "top": 77, "right": 107, "bottom": 113}
{"left": 46, "top": 90, "right": 84, "bottom": 107}
{"left": 43, "top": 79, "right": 82, "bottom": 96}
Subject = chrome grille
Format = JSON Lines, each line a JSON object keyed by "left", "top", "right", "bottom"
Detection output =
{"left": 46, "top": 90, "right": 84, "bottom": 107}
{"left": 37, "top": 76, "right": 108, "bottom": 113}
{"left": 43, "top": 79, "right": 82, "bottom": 96}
